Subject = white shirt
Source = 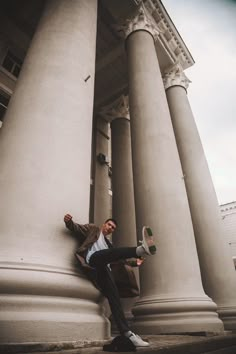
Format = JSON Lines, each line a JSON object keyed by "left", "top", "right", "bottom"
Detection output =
{"left": 86, "top": 231, "right": 109, "bottom": 264}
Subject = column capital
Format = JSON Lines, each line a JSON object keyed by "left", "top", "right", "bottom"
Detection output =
{"left": 163, "top": 63, "right": 191, "bottom": 91}
{"left": 99, "top": 95, "right": 130, "bottom": 122}
{"left": 115, "top": 4, "right": 162, "bottom": 41}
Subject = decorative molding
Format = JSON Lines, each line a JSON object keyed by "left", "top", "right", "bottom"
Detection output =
{"left": 113, "top": 0, "right": 194, "bottom": 71}
{"left": 220, "top": 201, "right": 236, "bottom": 215}
{"left": 143, "top": 0, "right": 194, "bottom": 69}
{"left": 99, "top": 95, "right": 130, "bottom": 122}
{"left": 163, "top": 63, "right": 191, "bottom": 91}
{"left": 0, "top": 260, "right": 80, "bottom": 277}
{"left": 115, "top": 3, "right": 162, "bottom": 41}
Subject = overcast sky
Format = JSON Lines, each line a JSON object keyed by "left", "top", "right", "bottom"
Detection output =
{"left": 163, "top": 0, "right": 236, "bottom": 205}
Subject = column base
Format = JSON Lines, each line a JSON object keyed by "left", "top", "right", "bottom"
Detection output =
{"left": 0, "top": 296, "right": 110, "bottom": 343}
{"left": 132, "top": 296, "right": 224, "bottom": 334}
{"left": 0, "top": 265, "right": 110, "bottom": 343}
{"left": 218, "top": 306, "right": 236, "bottom": 330}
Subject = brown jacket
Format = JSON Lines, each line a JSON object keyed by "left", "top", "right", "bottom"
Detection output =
{"left": 65, "top": 219, "right": 112, "bottom": 259}
{"left": 65, "top": 219, "right": 139, "bottom": 298}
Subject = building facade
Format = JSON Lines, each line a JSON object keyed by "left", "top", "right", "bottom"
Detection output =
{"left": 220, "top": 201, "right": 236, "bottom": 268}
{"left": 0, "top": 0, "right": 236, "bottom": 345}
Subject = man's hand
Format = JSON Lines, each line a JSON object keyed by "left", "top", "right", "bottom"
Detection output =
{"left": 64, "top": 214, "right": 73, "bottom": 223}
{"left": 137, "top": 258, "right": 145, "bottom": 266}
{"left": 127, "top": 258, "right": 145, "bottom": 267}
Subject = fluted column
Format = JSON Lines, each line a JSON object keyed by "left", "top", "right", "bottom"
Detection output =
{"left": 0, "top": 0, "right": 110, "bottom": 343}
{"left": 164, "top": 63, "right": 236, "bottom": 330}
{"left": 119, "top": 5, "right": 224, "bottom": 334}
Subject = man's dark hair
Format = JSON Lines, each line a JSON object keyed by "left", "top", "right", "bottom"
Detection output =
{"left": 105, "top": 218, "right": 118, "bottom": 227}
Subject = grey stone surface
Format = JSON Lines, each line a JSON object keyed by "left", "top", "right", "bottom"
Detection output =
{"left": 0, "top": 0, "right": 110, "bottom": 343}
{"left": 166, "top": 84, "right": 236, "bottom": 330}
{"left": 1, "top": 334, "right": 236, "bottom": 354}
{"left": 126, "top": 28, "right": 222, "bottom": 333}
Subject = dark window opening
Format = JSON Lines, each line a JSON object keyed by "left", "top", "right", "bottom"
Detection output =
{"left": 2, "top": 50, "right": 22, "bottom": 78}
{"left": 0, "top": 89, "right": 11, "bottom": 127}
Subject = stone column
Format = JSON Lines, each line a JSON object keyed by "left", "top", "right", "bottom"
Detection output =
{"left": 101, "top": 95, "right": 138, "bottom": 327}
{"left": 100, "top": 96, "right": 137, "bottom": 248}
{"left": 93, "top": 117, "right": 110, "bottom": 225}
{"left": 120, "top": 5, "right": 224, "bottom": 334}
{"left": 164, "top": 63, "right": 236, "bottom": 330}
{"left": 0, "top": 0, "right": 110, "bottom": 343}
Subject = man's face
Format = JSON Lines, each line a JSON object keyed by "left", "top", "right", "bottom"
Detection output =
{"left": 101, "top": 220, "right": 117, "bottom": 236}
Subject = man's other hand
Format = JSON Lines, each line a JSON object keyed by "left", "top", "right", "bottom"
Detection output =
{"left": 64, "top": 214, "right": 73, "bottom": 223}
{"left": 137, "top": 258, "right": 145, "bottom": 266}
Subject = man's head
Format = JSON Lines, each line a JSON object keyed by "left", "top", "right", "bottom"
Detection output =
{"left": 101, "top": 218, "right": 117, "bottom": 236}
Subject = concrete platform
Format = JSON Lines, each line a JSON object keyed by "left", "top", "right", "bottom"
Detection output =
{"left": 1, "top": 333, "right": 236, "bottom": 354}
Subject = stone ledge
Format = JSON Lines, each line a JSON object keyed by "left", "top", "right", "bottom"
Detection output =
{"left": 0, "top": 339, "right": 107, "bottom": 354}
{"left": 1, "top": 334, "right": 236, "bottom": 354}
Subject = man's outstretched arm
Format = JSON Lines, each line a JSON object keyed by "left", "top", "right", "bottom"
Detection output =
{"left": 64, "top": 213, "right": 91, "bottom": 239}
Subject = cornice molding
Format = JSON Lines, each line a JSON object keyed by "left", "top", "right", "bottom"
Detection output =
{"left": 113, "top": 0, "right": 194, "bottom": 71}
{"left": 116, "top": 3, "right": 162, "bottom": 41}
{"left": 99, "top": 95, "right": 130, "bottom": 122}
{"left": 143, "top": 0, "right": 194, "bottom": 69}
{"left": 163, "top": 63, "right": 191, "bottom": 91}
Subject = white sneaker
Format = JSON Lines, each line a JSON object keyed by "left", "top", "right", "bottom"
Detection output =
{"left": 141, "top": 226, "right": 157, "bottom": 255}
{"left": 128, "top": 332, "right": 150, "bottom": 347}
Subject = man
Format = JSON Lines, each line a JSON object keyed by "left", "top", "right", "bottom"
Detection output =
{"left": 64, "top": 214, "right": 156, "bottom": 348}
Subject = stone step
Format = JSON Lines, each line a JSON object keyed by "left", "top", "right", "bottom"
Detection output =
{"left": 1, "top": 334, "right": 236, "bottom": 354}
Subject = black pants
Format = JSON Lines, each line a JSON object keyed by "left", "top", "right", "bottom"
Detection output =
{"left": 89, "top": 247, "right": 137, "bottom": 335}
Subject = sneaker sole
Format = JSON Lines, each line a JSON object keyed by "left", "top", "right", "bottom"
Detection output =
{"left": 142, "top": 226, "right": 157, "bottom": 255}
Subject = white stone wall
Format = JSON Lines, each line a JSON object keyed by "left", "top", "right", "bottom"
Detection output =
{"left": 220, "top": 201, "right": 236, "bottom": 267}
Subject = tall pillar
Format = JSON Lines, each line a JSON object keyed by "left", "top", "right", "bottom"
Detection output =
{"left": 112, "top": 115, "right": 136, "bottom": 245}
{"left": 99, "top": 96, "right": 137, "bottom": 248}
{"left": 164, "top": 63, "right": 236, "bottom": 330}
{"left": 93, "top": 117, "right": 110, "bottom": 225}
{"left": 120, "top": 5, "right": 224, "bottom": 334}
{"left": 105, "top": 95, "right": 138, "bottom": 325}
{"left": 0, "top": 0, "right": 110, "bottom": 343}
